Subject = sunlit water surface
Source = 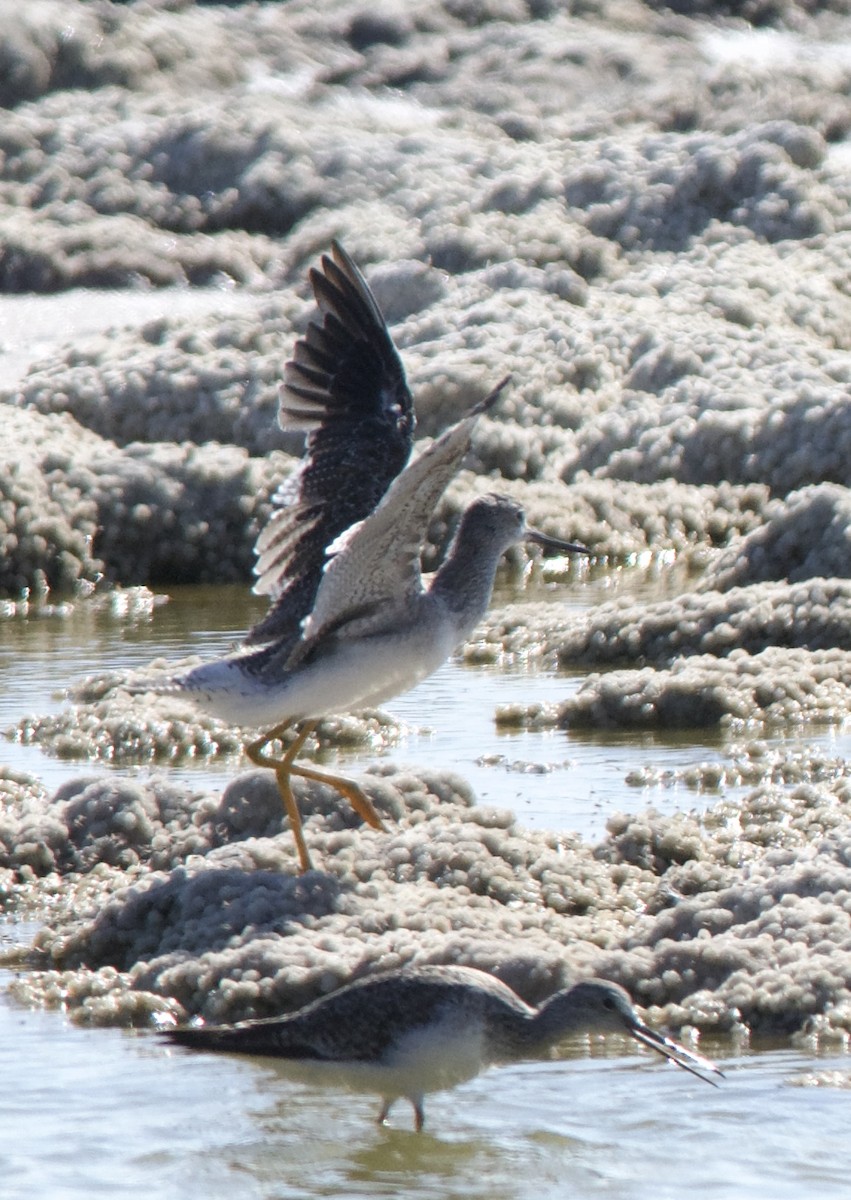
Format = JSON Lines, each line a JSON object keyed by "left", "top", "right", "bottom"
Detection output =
{"left": 6, "top": 570, "right": 828, "bottom": 842}
{"left": 2, "top": 577, "right": 851, "bottom": 1198}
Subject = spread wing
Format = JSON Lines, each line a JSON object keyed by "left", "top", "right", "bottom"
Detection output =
{"left": 246, "top": 241, "right": 414, "bottom": 649}
{"left": 294, "top": 379, "right": 509, "bottom": 657}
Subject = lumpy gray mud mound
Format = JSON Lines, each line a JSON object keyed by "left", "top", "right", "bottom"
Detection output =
{"left": 2, "top": 763, "right": 851, "bottom": 1045}
{"left": 4, "top": 0, "right": 851, "bottom": 1052}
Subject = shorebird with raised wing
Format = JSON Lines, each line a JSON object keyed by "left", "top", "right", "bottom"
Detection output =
{"left": 152, "top": 244, "right": 588, "bottom": 870}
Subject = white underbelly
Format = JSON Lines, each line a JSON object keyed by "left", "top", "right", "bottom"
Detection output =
{"left": 270, "top": 1021, "right": 488, "bottom": 1100}
{"left": 179, "top": 623, "right": 458, "bottom": 729}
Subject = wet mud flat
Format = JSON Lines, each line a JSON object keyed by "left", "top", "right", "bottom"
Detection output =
{"left": 2, "top": 0, "right": 851, "bottom": 1070}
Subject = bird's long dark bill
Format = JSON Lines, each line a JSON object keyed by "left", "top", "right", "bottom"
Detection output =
{"left": 526, "top": 528, "right": 589, "bottom": 555}
{"left": 630, "top": 1022, "right": 724, "bottom": 1085}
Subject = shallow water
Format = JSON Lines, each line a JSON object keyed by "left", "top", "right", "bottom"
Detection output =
{"left": 2, "top": 922, "right": 851, "bottom": 1200}
{"left": 2, "top": 572, "right": 848, "bottom": 840}
{"left": 3, "top": 579, "right": 851, "bottom": 1198}
{"left": 0, "top": 574, "right": 733, "bottom": 845}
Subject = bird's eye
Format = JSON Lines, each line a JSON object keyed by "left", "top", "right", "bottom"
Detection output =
{"left": 602, "top": 995, "right": 616, "bottom": 1011}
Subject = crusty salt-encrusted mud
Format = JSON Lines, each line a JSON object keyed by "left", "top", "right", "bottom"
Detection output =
{"left": 499, "top": 646, "right": 851, "bottom": 732}
{"left": 626, "top": 742, "right": 851, "bottom": 793}
{"left": 4, "top": 6, "right": 851, "bottom": 594}
{"left": 3, "top": 763, "right": 851, "bottom": 1045}
{"left": 5, "top": 0, "right": 851, "bottom": 1061}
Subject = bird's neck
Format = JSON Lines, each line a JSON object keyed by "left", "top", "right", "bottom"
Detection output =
{"left": 494, "top": 991, "right": 589, "bottom": 1056}
{"left": 477, "top": 991, "right": 578, "bottom": 1059}
{"left": 428, "top": 534, "right": 506, "bottom": 634}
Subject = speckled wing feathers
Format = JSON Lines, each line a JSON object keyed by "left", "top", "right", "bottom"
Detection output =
{"left": 164, "top": 966, "right": 530, "bottom": 1064}
{"left": 296, "top": 379, "right": 509, "bottom": 655}
{"left": 246, "top": 242, "right": 414, "bottom": 649}
{"left": 296, "top": 412, "right": 477, "bottom": 649}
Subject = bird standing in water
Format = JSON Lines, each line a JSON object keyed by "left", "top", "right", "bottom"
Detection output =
{"left": 162, "top": 964, "right": 722, "bottom": 1131}
{"left": 156, "top": 243, "right": 587, "bottom": 870}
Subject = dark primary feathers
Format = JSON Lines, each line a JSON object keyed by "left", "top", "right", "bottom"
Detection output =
{"left": 246, "top": 242, "right": 415, "bottom": 651}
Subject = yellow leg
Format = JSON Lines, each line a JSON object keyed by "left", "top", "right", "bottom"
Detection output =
{"left": 274, "top": 762, "right": 313, "bottom": 873}
{"left": 244, "top": 719, "right": 387, "bottom": 872}
{"left": 245, "top": 720, "right": 317, "bottom": 872}
{"left": 289, "top": 761, "right": 387, "bottom": 832}
{"left": 245, "top": 718, "right": 309, "bottom": 770}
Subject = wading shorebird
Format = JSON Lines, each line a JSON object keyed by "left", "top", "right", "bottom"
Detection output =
{"left": 155, "top": 243, "right": 587, "bottom": 871}
{"left": 162, "top": 965, "right": 722, "bottom": 1131}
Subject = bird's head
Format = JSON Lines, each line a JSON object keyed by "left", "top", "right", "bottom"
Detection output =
{"left": 557, "top": 980, "right": 723, "bottom": 1085}
{"left": 461, "top": 493, "right": 588, "bottom": 559}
